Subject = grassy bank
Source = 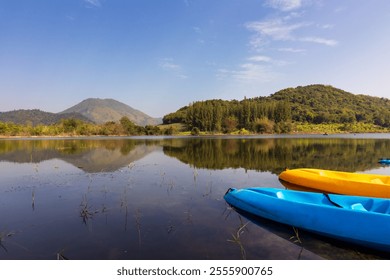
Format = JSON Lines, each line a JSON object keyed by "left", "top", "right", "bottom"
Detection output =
{"left": 294, "top": 123, "right": 390, "bottom": 134}
{"left": 1, "top": 120, "right": 389, "bottom": 138}
{"left": 162, "top": 122, "right": 390, "bottom": 136}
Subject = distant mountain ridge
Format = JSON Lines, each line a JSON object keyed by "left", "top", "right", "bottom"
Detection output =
{"left": 0, "top": 98, "right": 162, "bottom": 126}
{"left": 0, "top": 109, "right": 91, "bottom": 126}
{"left": 60, "top": 98, "right": 162, "bottom": 126}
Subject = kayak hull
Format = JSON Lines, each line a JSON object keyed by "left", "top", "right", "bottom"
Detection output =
{"left": 279, "top": 168, "right": 390, "bottom": 198}
{"left": 224, "top": 187, "right": 390, "bottom": 252}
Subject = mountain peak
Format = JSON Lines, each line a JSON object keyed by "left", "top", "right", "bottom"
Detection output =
{"left": 60, "top": 98, "right": 162, "bottom": 126}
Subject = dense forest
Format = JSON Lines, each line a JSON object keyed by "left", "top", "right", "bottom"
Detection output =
{"left": 163, "top": 84, "right": 390, "bottom": 134}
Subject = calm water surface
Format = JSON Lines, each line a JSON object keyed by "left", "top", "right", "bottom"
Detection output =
{"left": 1, "top": 134, "right": 390, "bottom": 260}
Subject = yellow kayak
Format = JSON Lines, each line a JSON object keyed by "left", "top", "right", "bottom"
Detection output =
{"left": 279, "top": 168, "right": 390, "bottom": 198}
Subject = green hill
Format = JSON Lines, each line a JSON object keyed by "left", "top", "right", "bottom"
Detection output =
{"left": 269, "top": 85, "right": 390, "bottom": 125}
{"left": 163, "top": 84, "right": 390, "bottom": 133}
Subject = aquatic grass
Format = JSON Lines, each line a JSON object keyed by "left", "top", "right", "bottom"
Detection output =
{"left": 227, "top": 220, "right": 249, "bottom": 260}
{"left": 0, "top": 233, "right": 30, "bottom": 255}
{"left": 290, "top": 227, "right": 302, "bottom": 244}
{"left": 202, "top": 182, "right": 213, "bottom": 197}
{"left": 31, "top": 188, "right": 35, "bottom": 211}
{"left": 167, "top": 179, "right": 176, "bottom": 191}
{"left": 159, "top": 170, "right": 166, "bottom": 187}
{"left": 120, "top": 187, "right": 129, "bottom": 231}
{"left": 166, "top": 224, "right": 175, "bottom": 234}
{"left": 79, "top": 194, "right": 99, "bottom": 224}
{"left": 193, "top": 168, "right": 198, "bottom": 185}
{"left": 56, "top": 249, "right": 69, "bottom": 260}
{"left": 0, "top": 231, "right": 15, "bottom": 253}
{"left": 290, "top": 227, "right": 305, "bottom": 260}
{"left": 87, "top": 174, "right": 93, "bottom": 192}
{"left": 184, "top": 209, "right": 193, "bottom": 224}
{"left": 134, "top": 208, "right": 142, "bottom": 247}
{"left": 223, "top": 205, "right": 235, "bottom": 221}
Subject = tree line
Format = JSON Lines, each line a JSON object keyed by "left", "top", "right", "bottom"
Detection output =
{"left": 163, "top": 99, "right": 293, "bottom": 134}
{"left": 0, "top": 117, "right": 172, "bottom": 137}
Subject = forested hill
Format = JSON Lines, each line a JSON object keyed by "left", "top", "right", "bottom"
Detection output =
{"left": 163, "top": 84, "right": 390, "bottom": 133}
{"left": 269, "top": 85, "right": 390, "bottom": 124}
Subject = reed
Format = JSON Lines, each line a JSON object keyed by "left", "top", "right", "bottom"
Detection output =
{"left": 227, "top": 221, "right": 249, "bottom": 260}
{"left": 290, "top": 227, "right": 302, "bottom": 244}
{"left": 120, "top": 187, "right": 129, "bottom": 231}
{"left": 79, "top": 194, "right": 98, "bottom": 224}
{"left": 32, "top": 189, "right": 35, "bottom": 211}
{"left": 56, "top": 249, "right": 69, "bottom": 260}
{"left": 134, "top": 208, "right": 142, "bottom": 246}
{"left": 193, "top": 168, "right": 198, "bottom": 184}
{"left": 0, "top": 231, "right": 14, "bottom": 253}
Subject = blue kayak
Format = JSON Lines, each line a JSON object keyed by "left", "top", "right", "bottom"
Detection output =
{"left": 224, "top": 187, "right": 390, "bottom": 252}
{"left": 379, "top": 158, "right": 390, "bottom": 165}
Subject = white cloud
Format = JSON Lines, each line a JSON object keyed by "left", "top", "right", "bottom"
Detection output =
{"left": 278, "top": 47, "right": 306, "bottom": 53}
{"left": 246, "top": 19, "right": 307, "bottom": 41}
{"left": 246, "top": 17, "right": 338, "bottom": 49}
{"left": 218, "top": 63, "right": 277, "bottom": 83}
{"left": 265, "top": 0, "right": 303, "bottom": 11}
{"left": 246, "top": 19, "right": 309, "bottom": 50}
{"left": 319, "top": 24, "right": 334, "bottom": 29}
{"left": 193, "top": 27, "right": 202, "bottom": 34}
{"left": 177, "top": 74, "right": 188, "bottom": 80}
{"left": 300, "top": 37, "right": 338, "bottom": 46}
{"left": 160, "top": 61, "right": 181, "bottom": 70}
{"left": 84, "top": 0, "right": 101, "bottom": 7}
{"left": 159, "top": 58, "right": 187, "bottom": 79}
{"left": 248, "top": 56, "right": 272, "bottom": 63}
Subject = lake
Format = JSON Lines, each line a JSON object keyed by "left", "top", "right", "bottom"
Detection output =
{"left": 1, "top": 134, "right": 390, "bottom": 260}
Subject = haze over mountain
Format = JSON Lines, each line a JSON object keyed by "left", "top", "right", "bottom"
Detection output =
{"left": 60, "top": 98, "right": 162, "bottom": 126}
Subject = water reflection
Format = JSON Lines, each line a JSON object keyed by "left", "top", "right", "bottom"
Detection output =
{"left": 1, "top": 136, "right": 389, "bottom": 173}
{"left": 163, "top": 137, "right": 390, "bottom": 173}
{"left": 0, "top": 136, "right": 390, "bottom": 260}
{"left": 0, "top": 139, "right": 160, "bottom": 172}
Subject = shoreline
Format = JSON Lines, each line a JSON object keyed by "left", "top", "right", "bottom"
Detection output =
{"left": 1, "top": 131, "right": 390, "bottom": 140}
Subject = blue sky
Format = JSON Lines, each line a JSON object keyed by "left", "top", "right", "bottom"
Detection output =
{"left": 1, "top": 0, "right": 390, "bottom": 117}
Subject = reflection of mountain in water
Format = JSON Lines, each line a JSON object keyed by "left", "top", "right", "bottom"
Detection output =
{"left": 62, "top": 145, "right": 160, "bottom": 172}
{"left": 0, "top": 139, "right": 160, "bottom": 173}
{"left": 162, "top": 137, "right": 390, "bottom": 174}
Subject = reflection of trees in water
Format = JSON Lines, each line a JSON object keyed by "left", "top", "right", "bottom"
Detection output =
{"left": 1, "top": 137, "right": 390, "bottom": 174}
{"left": 163, "top": 138, "right": 390, "bottom": 174}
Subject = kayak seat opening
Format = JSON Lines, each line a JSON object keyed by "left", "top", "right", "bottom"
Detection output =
{"left": 351, "top": 203, "right": 367, "bottom": 211}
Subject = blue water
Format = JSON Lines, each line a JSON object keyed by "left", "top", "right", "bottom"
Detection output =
{"left": 0, "top": 136, "right": 389, "bottom": 260}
